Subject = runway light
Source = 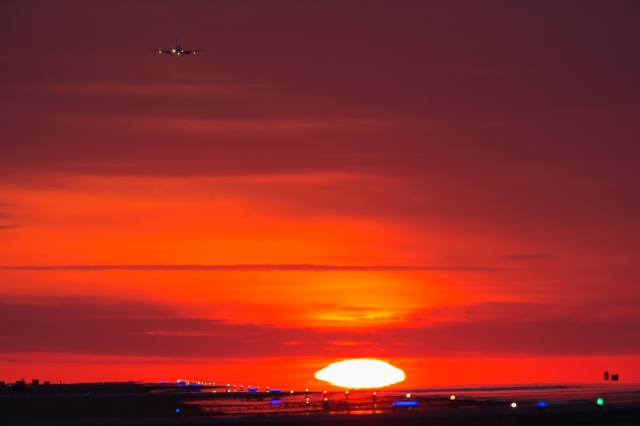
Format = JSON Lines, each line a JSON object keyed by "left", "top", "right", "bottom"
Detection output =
{"left": 450, "top": 395, "right": 455, "bottom": 401}
{"left": 392, "top": 400, "right": 419, "bottom": 407}
{"left": 538, "top": 401, "right": 547, "bottom": 409}
{"left": 511, "top": 402, "right": 517, "bottom": 408}
{"left": 406, "top": 393, "right": 411, "bottom": 399}
{"left": 290, "top": 390, "right": 294, "bottom": 394}
{"left": 175, "top": 408, "right": 180, "bottom": 413}
{"left": 597, "top": 398, "right": 604, "bottom": 406}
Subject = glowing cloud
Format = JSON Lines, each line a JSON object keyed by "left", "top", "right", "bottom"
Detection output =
{"left": 314, "top": 358, "right": 405, "bottom": 389}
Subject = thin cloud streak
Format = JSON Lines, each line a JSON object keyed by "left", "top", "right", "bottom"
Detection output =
{"left": 0, "top": 264, "right": 508, "bottom": 272}
{"left": 500, "top": 254, "right": 555, "bottom": 260}
{"left": 41, "top": 84, "right": 243, "bottom": 97}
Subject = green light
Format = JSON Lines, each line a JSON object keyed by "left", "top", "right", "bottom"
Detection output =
{"left": 596, "top": 398, "right": 604, "bottom": 406}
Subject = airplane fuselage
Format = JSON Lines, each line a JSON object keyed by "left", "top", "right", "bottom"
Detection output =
{"left": 157, "top": 45, "right": 189, "bottom": 56}
{"left": 153, "top": 39, "right": 202, "bottom": 56}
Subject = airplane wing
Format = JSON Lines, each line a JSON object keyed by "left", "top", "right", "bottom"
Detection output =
{"left": 182, "top": 50, "right": 203, "bottom": 55}
{"left": 152, "top": 49, "right": 173, "bottom": 54}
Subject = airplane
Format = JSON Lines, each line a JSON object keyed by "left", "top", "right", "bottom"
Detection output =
{"left": 152, "top": 38, "right": 202, "bottom": 56}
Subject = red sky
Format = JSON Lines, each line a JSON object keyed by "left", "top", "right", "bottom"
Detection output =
{"left": 1, "top": 0, "right": 639, "bottom": 388}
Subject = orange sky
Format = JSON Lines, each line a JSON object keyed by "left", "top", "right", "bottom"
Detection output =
{"left": 1, "top": 1, "right": 639, "bottom": 387}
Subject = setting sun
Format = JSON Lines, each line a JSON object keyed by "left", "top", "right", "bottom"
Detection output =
{"left": 315, "top": 359, "right": 406, "bottom": 389}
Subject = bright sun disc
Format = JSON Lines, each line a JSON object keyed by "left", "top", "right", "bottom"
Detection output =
{"left": 314, "top": 359, "right": 405, "bottom": 389}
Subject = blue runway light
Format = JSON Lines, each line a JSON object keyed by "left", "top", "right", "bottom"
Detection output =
{"left": 270, "top": 398, "right": 283, "bottom": 405}
{"left": 538, "top": 401, "right": 547, "bottom": 409}
{"left": 270, "top": 389, "right": 281, "bottom": 393}
{"left": 248, "top": 386, "right": 258, "bottom": 392}
{"left": 175, "top": 408, "right": 180, "bottom": 413}
{"left": 392, "top": 400, "right": 419, "bottom": 407}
